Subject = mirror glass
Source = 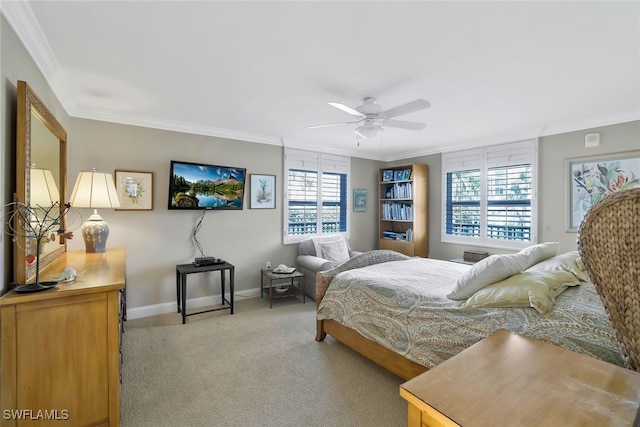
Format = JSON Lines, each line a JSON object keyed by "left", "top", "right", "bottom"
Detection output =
{"left": 30, "top": 112, "right": 61, "bottom": 258}
{"left": 15, "top": 81, "right": 67, "bottom": 285}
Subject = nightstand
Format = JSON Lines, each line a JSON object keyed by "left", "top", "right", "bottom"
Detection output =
{"left": 260, "top": 269, "right": 306, "bottom": 308}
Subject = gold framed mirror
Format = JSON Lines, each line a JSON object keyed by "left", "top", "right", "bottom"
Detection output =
{"left": 14, "top": 81, "right": 67, "bottom": 285}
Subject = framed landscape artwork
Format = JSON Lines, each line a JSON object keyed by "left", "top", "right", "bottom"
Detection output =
{"left": 250, "top": 174, "right": 275, "bottom": 209}
{"left": 114, "top": 170, "right": 153, "bottom": 210}
{"left": 565, "top": 150, "right": 640, "bottom": 231}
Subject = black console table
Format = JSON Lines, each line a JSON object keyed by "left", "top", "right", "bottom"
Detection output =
{"left": 176, "top": 261, "right": 234, "bottom": 324}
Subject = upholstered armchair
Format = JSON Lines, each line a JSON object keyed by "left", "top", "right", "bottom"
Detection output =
{"left": 296, "top": 235, "right": 362, "bottom": 301}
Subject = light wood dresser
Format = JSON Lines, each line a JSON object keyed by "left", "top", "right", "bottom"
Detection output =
{"left": 400, "top": 329, "right": 640, "bottom": 427}
{"left": 1, "top": 248, "right": 126, "bottom": 427}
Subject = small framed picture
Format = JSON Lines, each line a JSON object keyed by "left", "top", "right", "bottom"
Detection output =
{"left": 402, "top": 169, "right": 412, "bottom": 180}
{"left": 353, "top": 189, "right": 367, "bottom": 212}
{"left": 250, "top": 174, "right": 276, "bottom": 209}
{"left": 394, "top": 170, "right": 403, "bottom": 181}
{"left": 382, "top": 170, "right": 393, "bottom": 182}
{"left": 114, "top": 170, "right": 153, "bottom": 210}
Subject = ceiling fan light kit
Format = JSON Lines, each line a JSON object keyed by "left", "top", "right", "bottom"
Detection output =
{"left": 309, "top": 97, "right": 431, "bottom": 141}
{"left": 355, "top": 121, "right": 383, "bottom": 139}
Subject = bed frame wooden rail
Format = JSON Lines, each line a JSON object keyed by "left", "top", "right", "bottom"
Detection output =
{"left": 315, "top": 318, "right": 428, "bottom": 381}
{"left": 313, "top": 250, "right": 430, "bottom": 381}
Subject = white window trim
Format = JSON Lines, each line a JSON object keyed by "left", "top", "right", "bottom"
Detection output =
{"left": 441, "top": 139, "right": 538, "bottom": 250}
{"left": 283, "top": 148, "right": 351, "bottom": 245}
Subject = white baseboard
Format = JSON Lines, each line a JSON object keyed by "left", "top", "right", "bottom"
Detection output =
{"left": 126, "top": 287, "right": 262, "bottom": 320}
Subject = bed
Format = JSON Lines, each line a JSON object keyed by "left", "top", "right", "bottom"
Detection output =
{"left": 315, "top": 249, "right": 625, "bottom": 380}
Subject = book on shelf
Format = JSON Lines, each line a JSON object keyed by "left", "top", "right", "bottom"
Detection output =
{"left": 382, "top": 228, "right": 413, "bottom": 242}
{"left": 382, "top": 182, "right": 412, "bottom": 199}
{"left": 381, "top": 202, "right": 413, "bottom": 220}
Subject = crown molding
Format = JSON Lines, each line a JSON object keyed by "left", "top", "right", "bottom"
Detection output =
{"left": 1, "top": 0, "right": 76, "bottom": 112}
{"left": 72, "top": 108, "right": 284, "bottom": 146}
{"left": 539, "top": 110, "right": 640, "bottom": 140}
{"left": 384, "top": 110, "right": 640, "bottom": 162}
{"left": 281, "top": 137, "right": 387, "bottom": 161}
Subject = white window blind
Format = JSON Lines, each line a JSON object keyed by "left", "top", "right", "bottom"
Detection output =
{"left": 284, "top": 148, "right": 350, "bottom": 244}
{"left": 442, "top": 139, "right": 538, "bottom": 249}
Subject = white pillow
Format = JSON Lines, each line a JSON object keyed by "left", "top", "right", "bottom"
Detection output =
{"left": 311, "top": 234, "right": 344, "bottom": 258}
{"left": 461, "top": 270, "right": 580, "bottom": 315}
{"left": 317, "top": 239, "right": 350, "bottom": 266}
{"left": 447, "top": 253, "right": 529, "bottom": 300}
{"left": 518, "top": 242, "right": 560, "bottom": 270}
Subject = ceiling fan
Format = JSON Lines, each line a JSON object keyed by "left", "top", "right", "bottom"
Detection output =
{"left": 308, "top": 97, "right": 431, "bottom": 139}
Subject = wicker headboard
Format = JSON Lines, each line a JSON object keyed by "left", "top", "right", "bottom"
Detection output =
{"left": 578, "top": 187, "right": 640, "bottom": 371}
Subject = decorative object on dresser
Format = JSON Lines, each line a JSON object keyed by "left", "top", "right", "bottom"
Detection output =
{"left": 0, "top": 248, "right": 126, "bottom": 427}
{"left": 378, "top": 163, "right": 428, "bottom": 257}
{"left": 114, "top": 170, "right": 153, "bottom": 210}
{"left": 4, "top": 200, "right": 75, "bottom": 292}
{"left": 69, "top": 168, "right": 121, "bottom": 253}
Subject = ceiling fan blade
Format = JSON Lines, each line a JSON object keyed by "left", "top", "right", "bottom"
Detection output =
{"left": 328, "top": 102, "right": 365, "bottom": 117}
{"left": 307, "top": 120, "right": 361, "bottom": 129}
{"left": 382, "top": 99, "right": 431, "bottom": 119}
{"left": 385, "top": 119, "right": 426, "bottom": 131}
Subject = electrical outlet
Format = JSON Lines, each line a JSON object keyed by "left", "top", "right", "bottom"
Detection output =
{"left": 266, "top": 261, "right": 271, "bottom": 269}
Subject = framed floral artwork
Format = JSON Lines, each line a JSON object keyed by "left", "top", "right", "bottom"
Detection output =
{"left": 250, "top": 174, "right": 275, "bottom": 209}
{"left": 114, "top": 170, "right": 153, "bottom": 210}
{"left": 565, "top": 150, "right": 640, "bottom": 231}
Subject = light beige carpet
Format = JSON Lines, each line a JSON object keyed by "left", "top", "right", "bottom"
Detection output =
{"left": 121, "top": 297, "right": 407, "bottom": 427}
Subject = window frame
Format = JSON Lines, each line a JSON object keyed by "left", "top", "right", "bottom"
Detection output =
{"left": 441, "top": 139, "right": 538, "bottom": 250}
{"left": 283, "top": 148, "right": 350, "bottom": 244}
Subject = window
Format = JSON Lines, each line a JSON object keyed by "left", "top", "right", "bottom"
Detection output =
{"left": 284, "top": 148, "right": 350, "bottom": 244}
{"left": 442, "top": 139, "right": 538, "bottom": 249}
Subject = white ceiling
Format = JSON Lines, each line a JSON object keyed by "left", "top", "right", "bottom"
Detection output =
{"left": 3, "top": 1, "right": 640, "bottom": 161}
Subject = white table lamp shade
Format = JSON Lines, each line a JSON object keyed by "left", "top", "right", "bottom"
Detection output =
{"left": 30, "top": 168, "right": 59, "bottom": 207}
{"left": 70, "top": 171, "right": 120, "bottom": 209}
{"left": 69, "top": 170, "right": 120, "bottom": 253}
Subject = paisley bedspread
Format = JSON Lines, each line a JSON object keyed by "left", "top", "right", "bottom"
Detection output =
{"left": 317, "top": 257, "right": 624, "bottom": 369}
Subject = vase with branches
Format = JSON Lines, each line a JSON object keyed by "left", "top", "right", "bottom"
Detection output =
{"left": 5, "top": 201, "right": 75, "bottom": 292}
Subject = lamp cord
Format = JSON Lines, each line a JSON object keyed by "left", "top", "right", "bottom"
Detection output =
{"left": 192, "top": 210, "right": 207, "bottom": 257}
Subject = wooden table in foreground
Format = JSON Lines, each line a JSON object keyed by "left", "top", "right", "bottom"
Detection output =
{"left": 400, "top": 329, "right": 640, "bottom": 427}
{"left": 1, "top": 248, "right": 126, "bottom": 427}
